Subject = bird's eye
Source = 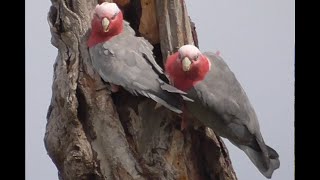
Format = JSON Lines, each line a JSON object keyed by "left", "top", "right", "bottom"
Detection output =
{"left": 178, "top": 53, "right": 182, "bottom": 59}
{"left": 194, "top": 55, "right": 199, "bottom": 61}
{"left": 111, "top": 12, "right": 119, "bottom": 20}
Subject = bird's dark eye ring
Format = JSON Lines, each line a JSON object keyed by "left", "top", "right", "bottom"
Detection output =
{"left": 194, "top": 55, "right": 199, "bottom": 61}
{"left": 111, "top": 11, "right": 119, "bottom": 20}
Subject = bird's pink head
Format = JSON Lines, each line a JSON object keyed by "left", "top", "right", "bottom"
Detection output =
{"left": 88, "top": 2, "right": 124, "bottom": 47}
{"left": 165, "top": 44, "right": 211, "bottom": 91}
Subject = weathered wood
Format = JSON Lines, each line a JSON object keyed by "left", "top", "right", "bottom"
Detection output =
{"left": 190, "top": 19, "right": 199, "bottom": 48}
{"left": 139, "top": 0, "right": 159, "bottom": 44}
{"left": 155, "top": 0, "right": 194, "bottom": 62}
{"left": 45, "top": 0, "right": 237, "bottom": 179}
{"left": 114, "top": 0, "right": 131, "bottom": 7}
{"left": 46, "top": 0, "right": 142, "bottom": 179}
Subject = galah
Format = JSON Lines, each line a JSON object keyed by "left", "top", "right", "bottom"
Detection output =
{"left": 165, "top": 44, "right": 280, "bottom": 178}
{"left": 88, "top": 2, "right": 191, "bottom": 114}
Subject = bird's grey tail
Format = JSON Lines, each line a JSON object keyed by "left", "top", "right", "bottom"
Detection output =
{"left": 235, "top": 141, "right": 280, "bottom": 179}
{"left": 143, "top": 80, "right": 193, "bottom": 114}
{"left": 147, "top": 93, "right": 183, "bottom": 114}
{"left": 145, "top": 82, "right": 193, "bottom": 114}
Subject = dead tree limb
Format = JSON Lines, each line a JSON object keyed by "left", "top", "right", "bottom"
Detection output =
{"left": 44, "top": 0, "right": 237, "bottom": 179}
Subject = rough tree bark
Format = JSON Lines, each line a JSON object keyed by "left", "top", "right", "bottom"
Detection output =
{"left": 44, "top": 0, "right": 238, "bottom": 179}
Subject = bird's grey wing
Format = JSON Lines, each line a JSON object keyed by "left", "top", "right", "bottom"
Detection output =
{"left": 89, "top": 39, "right": 157, "bottom": 96}
{"left": 89, "top": 31, "right": 188, "bottom": 113}
{"left": 103, "top": 22, "right": 185, "bottom": 95}
{"left": 122, "top": 21, "right": 164, "bottom": 75}
{"left": 189, "top": 52, "right": 260, "bottom": 136}
{"left": 189, "top": 52, "right": 279, "bottom": 178}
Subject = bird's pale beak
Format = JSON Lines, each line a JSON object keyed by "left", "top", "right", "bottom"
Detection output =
{"left": 102, "top": 18, "right": 110, "bottom": 32}
{"left": 182, "top": 57, "right": 192, "bottom": 71}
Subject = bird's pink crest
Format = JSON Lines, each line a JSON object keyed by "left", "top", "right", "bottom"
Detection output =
{"left": 178, "top": 44, "right": 211, "bottom": 71}
{"left": 95, "top": 2, "right": 120, "bottom": 19}
{"left": 178, "top": 44, "right": 201, "bottom": 58}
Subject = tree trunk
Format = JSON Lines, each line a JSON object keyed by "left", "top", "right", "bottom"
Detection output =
{"left": 44, "top": 0, "right": 238, "bottom": 179}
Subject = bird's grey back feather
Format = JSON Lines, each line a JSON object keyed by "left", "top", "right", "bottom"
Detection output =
{"left": 185, "top": 52, "right": 280, "bottom": 178}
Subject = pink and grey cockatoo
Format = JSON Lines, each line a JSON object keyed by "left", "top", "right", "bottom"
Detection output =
{"left": 88, "top": 2, "right": 191, "bottom": 114}
{"left": 165, "top": 44, "right": 280, "bottom": 178}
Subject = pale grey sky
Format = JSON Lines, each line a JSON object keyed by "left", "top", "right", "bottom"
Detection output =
{"left": 26, "top": 0, "right": 294, "bottom": 180}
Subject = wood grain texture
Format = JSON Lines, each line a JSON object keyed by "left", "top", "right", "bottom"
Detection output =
{"left": 139, "top": 0, "right": 159, "bottom": 44}
{"left": 155, "top": 0, "right": 194, "bottom": 62}
{"left": 114, "top": 0, "right": 131, "bottom": 7}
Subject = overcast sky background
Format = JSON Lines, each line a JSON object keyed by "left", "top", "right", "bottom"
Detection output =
{"left": 26, "top": 0, "right": 294, "bottom": 180}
